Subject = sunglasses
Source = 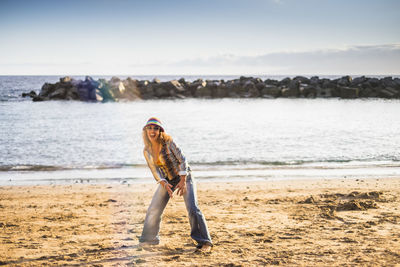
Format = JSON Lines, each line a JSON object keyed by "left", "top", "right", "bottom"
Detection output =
{"left": 146, "top": 125, "right": 160, "bottom": 131}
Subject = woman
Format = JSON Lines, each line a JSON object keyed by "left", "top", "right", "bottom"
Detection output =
{"left": 139, "top": 117, "right": 213, "bottom": 252}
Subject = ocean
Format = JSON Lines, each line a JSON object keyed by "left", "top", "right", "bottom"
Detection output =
{"left": 1, "top": 75, "right": 400, "bottom": 185}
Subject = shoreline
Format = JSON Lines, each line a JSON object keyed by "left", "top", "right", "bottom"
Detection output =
{"left": 1, "top": 162, "right": 400, "bottom": 186}
{"left": 1, "top": 177, "right": 399, "bottom": 266}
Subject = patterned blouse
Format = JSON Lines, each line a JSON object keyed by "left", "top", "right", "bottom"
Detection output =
{"left": 143, "top": 139, "right": 189, "bottom": 183}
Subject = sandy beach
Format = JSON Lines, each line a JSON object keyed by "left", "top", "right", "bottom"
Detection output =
{"left": 1, "top": 177, "right": 400, "bottom": 266}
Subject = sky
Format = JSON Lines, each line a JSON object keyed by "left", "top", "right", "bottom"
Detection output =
{"left": 0, "top": 0, "right": 399, "bottom": 75}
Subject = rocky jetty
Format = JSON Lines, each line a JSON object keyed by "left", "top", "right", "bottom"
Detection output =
{"left": 23, "top": 75, "right": 400, "bottom": 102}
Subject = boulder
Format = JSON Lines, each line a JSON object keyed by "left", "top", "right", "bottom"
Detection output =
{"left": 336, "top": 76, "right": 352, "bottom": 87}
{"left": 381, "top": 76, "right": 394, "bottom": 88}
{"left": 321, "top": 79, "right": 332, "bottom": 88}
{"left": 48, "top": 86, "right": 67, "bottom": 99}
{"left": 368, "top": 78, "right": 380, "bottom": 87}
{"left": 224, "top": 80, "right": 240, "bottom": 98}
{"left": 243, "top": 80, "right": 254, "bottom": 88}
{"left": 22, "top": 91, "right": 37, "bottom": 98}
{"left": 97, "top": 79, "right": 115, "bottom": 102}
{"left": 379, "top": 87, "right": 398, "bottom": 98}
{"left": 255, "top": 81, "right": 266, "bottom": 91}
{"left": 226, "top": 79, "right": 246, "bottom": 97}
{"left": 264, "top": 79, "right": 279, "bottom": 86}
{"left": 60, "top": 76, "right": 72, "bottom": 83}
{"left": 261, "top": 85, "right": 280, "bottom": 98}
{"left": 294, "top": 76, "right": 310, "bottom": 84}
{"left": 109, "top": 79, "right": 126, "bottom": 100}
{"left": 168, "top": 80, "right": 186, "bottom": 94}
{"left": 300, "top": 85, "right": 317, "bottom": 98}
{"left": 351, "top": 76, "right": 367, "bottom": 86}
{"left": 239, "top": 76, "right": 253, "bottom": 83}
{"left": 122, "top": 78, "right": 141, "bottom": 100}
{"left": 192, "top": 79, "right": 207, "bottom": 88}
{"left": 182, "top": 81, "right": 193, "bottom": 97}
{"left": 247, "top": 86, "right": 260, "bottom": 98}
{"left": 321, "top": 79, "right": 338, "bottom": 97}
{"left": 139, "top": 80, "right": 149, "bottom": 87}
{"left": 359, "top": 87, "right": 374, "bottom": 98}
{"left": 281, "top": 87, "right": 293, "bottom": 97}
{"left": 178, "top": 78, "right": 186, "bottom": 84}
{"left": 39, "top": 83, "right": 56, "bottom": 97}
{"left": 177, "top": 78, "right": 189, "bottom": 93}
{"left": 110, "top": 76, "right": 121, "bottom": 83}
{"left": 32, "top": 96, "right": 46, "bottom": 102}
{"left": 279, "top": 77, "right": 291, "bottom": 87}
{"left": 340, "top": 87, "right": 359, "bottom": 99}
{"left": 316, "top": 87, "right": 332, "bottom": 98}
{"left": 205, "top": 80, "right": 220, "bottom": 97}
{"left": 243, "top": 81, "right": 259, "bottom": 98}
{"left": 251, "top": 78, "right": 263, "bottom": 86}
{"left": 138, "top": 81, "right": 154, "bottom": 99}
{"left": 310, "top": 76, "right": 320, "bottom": 86}
{"left": 235, "top": 86, "right": 247, "bottom": 97}
{"left": 65, "top": 82, "right": 79, "bottom": 100}
{"left": 215, "top": 83, "right": 228, "bottom": 98}
{"left": 63, "top": 78, "right": 80, "bottom": 100}
{"left": 153, "top": 78, "right": 161, "bottom": 84}
{"left": 152, "top": 80, "right": 186, "bottom": 98}
{"left": 393, "top": 78, "right": 400, "bottom": 89}
{"left": 188, "top": 79, "right": 206, "bottom": 97}
{"left": 94, "top": 89, "right": 103, "bottom": 102}
{"left": 77, "top": 76, "right": 99, "bottom": 101}
{"left": 41, "top": 77, "right": 79, "bottom": 100}
{"left": 281, "top": 80, "right": 300, "bottom": 97}
{"left": 153, "top": 84, "right": 171, "bottom": 98}
{"left": 195, "top": 86, "right": 212, "bottom": 98}
{"left": 289, "top": 79, "right": 300, "bottom": 91}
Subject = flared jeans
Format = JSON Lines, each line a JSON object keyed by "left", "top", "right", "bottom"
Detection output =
{"left": 139, "top": 173, "right": 212, "bottom": 246}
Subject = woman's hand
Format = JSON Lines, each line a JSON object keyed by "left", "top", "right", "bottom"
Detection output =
{"left": 161, "top": 180, "right": 174, "bottom": 198}
{"left": 176, "top": 175, "right": 187, "bottom": 196}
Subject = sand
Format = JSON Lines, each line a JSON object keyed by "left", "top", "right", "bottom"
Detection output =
{"left": 1, "top": 177, "right": 400, "bottom": 266}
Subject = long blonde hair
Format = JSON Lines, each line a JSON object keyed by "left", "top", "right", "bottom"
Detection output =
{"left": 142, "top": 129, "right": 172, "bottom": 150}
{"left": 142, "top": 129, "right": 177, "bottom": 178}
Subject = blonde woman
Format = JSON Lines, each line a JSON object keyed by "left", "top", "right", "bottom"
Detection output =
{"left": 139, "top": 117, "right": 212, "bottom": 252}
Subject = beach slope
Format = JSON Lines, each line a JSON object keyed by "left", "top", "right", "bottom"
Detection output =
{"left": 1, "top": 178, "right": 400, "bottom": 266}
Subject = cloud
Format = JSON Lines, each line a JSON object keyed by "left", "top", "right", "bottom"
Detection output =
{"left": 135, "top": 44, "right": 400, "bottom": 75}
{"left": 1, "top": 44, "right": 399, "bottom": 75}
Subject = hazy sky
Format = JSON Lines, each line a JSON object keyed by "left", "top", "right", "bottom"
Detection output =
{"left": 0, "top": 0, "right": 399, "bottom": 75}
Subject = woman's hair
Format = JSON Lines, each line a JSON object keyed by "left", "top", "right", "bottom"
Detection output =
{"left": 142, "top": 128, "right": 172, "bottom": 149}
{"left": 142, "top": 129, "right": 178, "bottom": 178}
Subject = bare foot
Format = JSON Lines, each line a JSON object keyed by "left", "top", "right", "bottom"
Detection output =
{"left": 139, "top": 241, "right": 159, "bottom": 248}
{"left": 196, "top": 244, "right": 212, "bottom": 253}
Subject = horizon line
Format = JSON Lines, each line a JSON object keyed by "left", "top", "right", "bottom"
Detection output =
{"left": 1, "top": 73, "right": 400, "bottom": 77}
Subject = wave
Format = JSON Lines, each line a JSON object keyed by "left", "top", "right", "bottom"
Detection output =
{"left": 191, "top": 159, "right": 353, "bottom": 166}
{"left": 0, "top": 164, "right": 147, "bottom": 172}
{"left": 2, "top": 159, "right": 400, "bottom": 172}
{"left": 192, "top": 158, "right": 400, "bottom": 166}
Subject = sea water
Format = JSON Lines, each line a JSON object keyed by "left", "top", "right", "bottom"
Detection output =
{"left": 1, "top": 76, "right": 400, "bottom": 185}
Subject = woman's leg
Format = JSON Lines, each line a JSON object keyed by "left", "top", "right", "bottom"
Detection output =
{"left": 183, "top": 173, "right": 212, "bottom": 246}
{"left": 139, "top": 184, "right": 170, "bottom": 244}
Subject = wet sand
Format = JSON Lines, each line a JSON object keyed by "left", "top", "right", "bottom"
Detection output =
{"left": 1, "top": 177, "right": 400, "bottom": 266}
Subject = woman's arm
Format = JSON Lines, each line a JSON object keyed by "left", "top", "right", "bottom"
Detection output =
{"left": 169, "top": 140, "right": 189, "bottom": 196}
{"left": 169, "top": 140, "right": 189, "bottom": 176}
{"left": 143, "top": 149, "right": 164, "bottom": 183}
{"left": 143, "top": 149, "right": 174, "bottom": 197}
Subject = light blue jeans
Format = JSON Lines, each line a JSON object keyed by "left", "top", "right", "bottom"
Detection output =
{"left": 139, "top": 173, "right": 212, "bottom": 246}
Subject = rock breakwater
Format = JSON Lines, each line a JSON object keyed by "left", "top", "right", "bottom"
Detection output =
{"left": 23, "top": 75, "right": 400, "bottom": 102}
